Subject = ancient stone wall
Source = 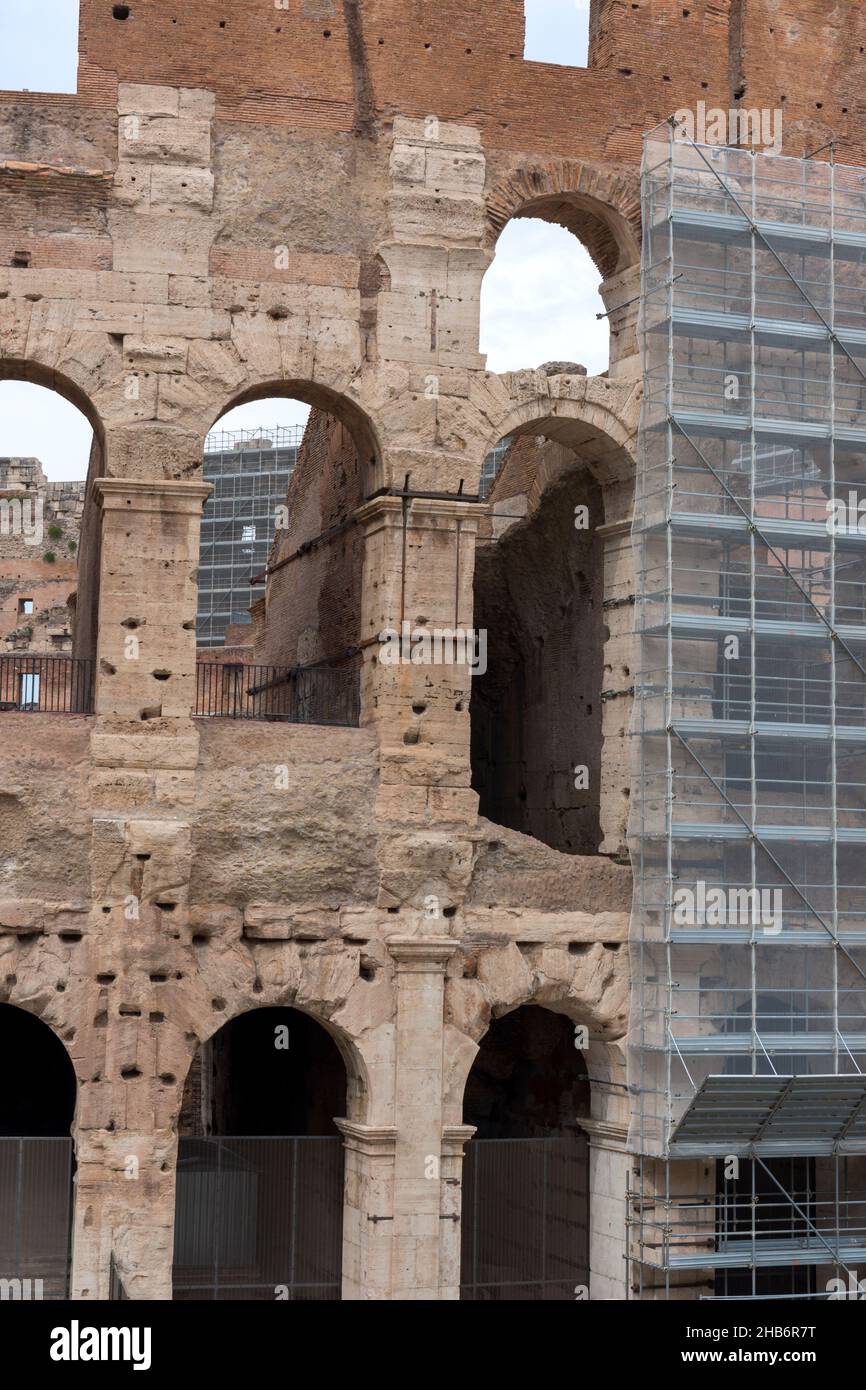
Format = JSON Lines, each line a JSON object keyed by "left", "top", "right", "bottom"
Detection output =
{"left": 0, "top": 0, "right": 855, "bottom": 1302}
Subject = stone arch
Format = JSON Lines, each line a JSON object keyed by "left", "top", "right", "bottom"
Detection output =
{"left": 207, "top": 378, "right": 383, "bottom": 495}
{"left": 171, "top": 993, "right": 360, "bottom": 1301}
{"left": 485, "top": 161, "right": 641, "bottom": 279}
{"left": 481, "top": 374, "right": 638, "bottom": 508}
{"left": 0, "top": 356, "right": 109, "bottom": 666}
{"left": 0, "top": 1000, "right": 78, "bottom": 1298}
{"left": 470, "top": 381, "right": 638, "bottom": 856}
{"left": 182, "top": 999, "right": 367, "bottom": 1128}
{"left": 169, "top": 942, "right": 388, "bottom": 1131}
{"left": 198, "top": 378, "right": 383, "bottom": 669}
{"left": 444, "top": 940, "right": 628, "bottom": 1128}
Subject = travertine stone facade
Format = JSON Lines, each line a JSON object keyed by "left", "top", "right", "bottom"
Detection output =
{"left": 0, "top": 459, "right": 83, "bottom": 652}
{"left": 0, "top": 0, "right": 858, "bottom": 1300}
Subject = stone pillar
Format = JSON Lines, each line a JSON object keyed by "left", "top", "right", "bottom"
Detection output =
{"left": 387, "top": 936, "right": 457, "bottom": 1298}
{"left": 601, "top": 262, "right": 640, "bottom": 379}
{"left": 439, "top": 1123, "right": 476, "bottom": 1299}
{"left": 93, "top": 479, "right": 211, "bottom": 725}
{"left": 71, "top": 1128, "right": 178, "bottom": 1301}
{"left": 335, "top": 1121, "right": 398, "bottom": 1301}
{"left": 578, "top": 1117, "right": 631, "bottom": 1300}
{"left": 597, "top": 517, "right": 634, "bottom": 858}
{"left": 358, "top": 494, "right": 481, "bottom": 912}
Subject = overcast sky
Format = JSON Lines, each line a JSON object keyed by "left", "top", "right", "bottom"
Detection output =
{"left": 0, "top": 1, "right": 600, "bottom": 479}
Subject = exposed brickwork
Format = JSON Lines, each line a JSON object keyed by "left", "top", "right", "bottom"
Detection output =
{"left": 0, "top": 0, "right": 853, "bottom": 1306}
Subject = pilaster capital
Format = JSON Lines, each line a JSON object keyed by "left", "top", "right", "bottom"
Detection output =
{"left": 386, "top": 935, "right": 459, "bottom": 972}
{"left": 441, "top": 1124, "right": 476, "bottom": 1156}
{"left": 577, "top": 1117, "right": 630, "bottom": 1149}
{"left": 334, "top": 1119, "right": 399, "bottom": 1157}
{"left": 94, "top": 478, "right": 212, "bottom": 515}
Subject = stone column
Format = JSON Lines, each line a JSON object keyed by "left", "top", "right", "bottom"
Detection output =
{"left": 335, "top": 1121, "right": 398, "bottom": 1301}
{"left": 439, "top": 1123, "right": 476, "bottom": 1299}
{"left": 71, "top": 1127, "right": 178, "bottom": 1301}
{"left": 578, "top": 1117, "right": 631, "bottom": 1300}
{"left": 387, "top": 936, "right": 457, "bottom": 1298}
{"left": 601, "top": 262, "right": 640, "bottom": 379}
{"left": 92, "top": 479, "right": 211, "bottom": 723}
{"left": 357, "top": 495, "right": 481, "bottom": 912}
{"left": 597, "top": 516, "right": 634, "bottom": 858}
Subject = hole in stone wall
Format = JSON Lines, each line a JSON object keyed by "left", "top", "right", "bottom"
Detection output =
{"left": 112, "top": 5, "right": 131, "bottom": 19}
{"left": 523, "top": 0, "right": 589, "bottom": 67}
{"left": 480, "top": 219, "right": 608, "bottom": 374}
{"left": 0, "top": 4, "right": 81, "bottom": 94}
{"left": 471, "top": 438, "right": 604, "bottom": 856}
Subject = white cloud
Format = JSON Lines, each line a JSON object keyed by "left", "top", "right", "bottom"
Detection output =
{"left": 0, "top": 382, "right": 93, "bottom": 481}
{"left": 480, "top": 219, "right": 609, "bottom": 376}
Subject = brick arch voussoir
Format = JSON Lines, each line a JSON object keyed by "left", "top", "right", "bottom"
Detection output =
{"left": 485, "top": 161, "right": 641, "bottom": 279}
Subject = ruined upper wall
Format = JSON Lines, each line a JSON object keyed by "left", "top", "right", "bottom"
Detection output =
{"left": 3, "top": 1, "right": 863, "bottom": 169}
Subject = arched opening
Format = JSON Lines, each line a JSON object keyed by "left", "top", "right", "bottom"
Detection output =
{"left": 0, "top": 3, "right": 80, "bottom": 94}
{"left": 480, "top": 219, "right": 608, "bottom": 374}
{"left": 460, "top": 1005, "right": 590, "bottom": 1300}
{"left": 0, "top": 1003, "right": 77, "bottom": 1299}
{"left": 0, "top": 367, "right": 102, "bottom": 710}
{"left": 471, "top": 421, "right": 612, "bottom": 854}
{"left": 194, "top": 386, "right": 378, "bottom": 729}
{"left": 173, "top": 1006, "right": 348, "bottom": 1300}
{"left": 483, "top": 169, "right": 641, "bottom": 376}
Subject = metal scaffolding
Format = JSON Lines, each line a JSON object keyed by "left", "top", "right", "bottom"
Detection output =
{"left": 196, "top": 427, "right": 302, "bottom": 648}
{"left": 628, "top": 122, "right": 866, "bottom": 1298}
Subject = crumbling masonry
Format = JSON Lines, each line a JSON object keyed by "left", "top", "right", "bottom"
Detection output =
{"left": 1, "top": 0, "right": 864, "bottom": 1300}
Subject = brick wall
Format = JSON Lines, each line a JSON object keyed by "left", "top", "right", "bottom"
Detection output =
{"left": 255, "top": 409, "right": 364, "bottom": 670}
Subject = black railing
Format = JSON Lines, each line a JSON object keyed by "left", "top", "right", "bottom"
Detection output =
{"left": 194, "top": 662, "right": 360, "bottom": 727}
{"left": 172, "top": 1137, "right": 344, "bottom": 1301}
{"left": 460, "top": 1136, "right": 589, "bottom": 1301}
{"left": 0, "top": 1138, "right": 74, "bottom": 1300}
{"left": 0, "top": 656, "right": 95, "bottom": 715}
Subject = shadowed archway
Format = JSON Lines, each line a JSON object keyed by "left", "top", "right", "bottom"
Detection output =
{"left": 460, "top": 1005, "right": 590, "bottom": 1300}
{"left": 0, "top": 1004, "right": 77, "bottom": 1299}
{"left": 173, "top": 1006, "right": 348, "bottom": 1301}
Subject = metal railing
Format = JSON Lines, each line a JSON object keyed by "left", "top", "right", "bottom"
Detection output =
{"left": 194, "top": 661, "right": 360, "bottom": 727}
{"left": 172, "top": 1137, "right": 343, "bottom": 1301}
{"left": 204, "top": 425, "right": 305, "bottom": 456}
{"left": 460, "top": 1136, "right": 589, "bottom": 1301}
{"left": 0, "top": 656, "right": 94, "bottom": 714}
{"left": 0, "top": 1138, "right": 74, "bottom": 1300}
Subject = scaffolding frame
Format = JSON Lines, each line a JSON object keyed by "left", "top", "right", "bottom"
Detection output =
{"left": 628, "top": 121, "right": 866, "bottom": 1299}
{"left": 197, "top": 427, "right": 303, "bottom": 648}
